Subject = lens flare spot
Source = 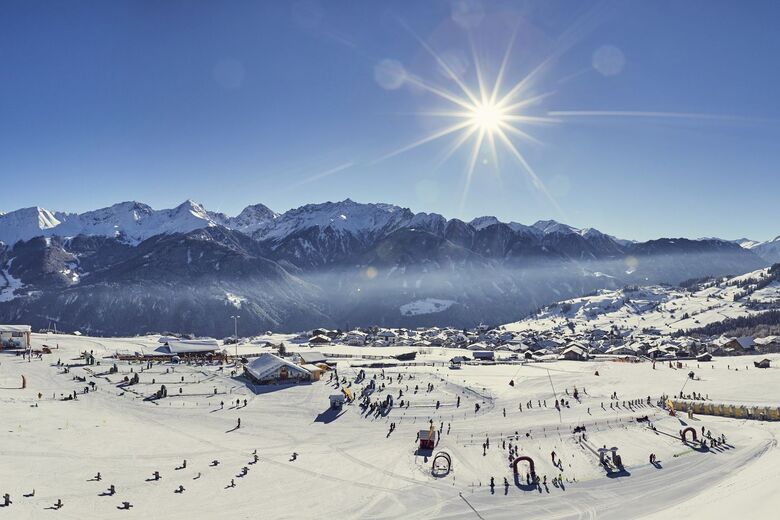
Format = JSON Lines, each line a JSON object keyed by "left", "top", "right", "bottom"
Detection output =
{"left": 624, "top": 256, "right": 639, "bottom": 274}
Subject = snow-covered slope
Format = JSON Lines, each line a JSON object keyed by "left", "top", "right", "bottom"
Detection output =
{"left": 750, "top": 237, "right": 780, "bottom": 264}
{"left": 506, "top": 266, "right": 780, "bottom": 335}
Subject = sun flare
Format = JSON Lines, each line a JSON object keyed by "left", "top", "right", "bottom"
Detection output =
{"left": 375, "top": 29, "right": 560, "bottom": 212}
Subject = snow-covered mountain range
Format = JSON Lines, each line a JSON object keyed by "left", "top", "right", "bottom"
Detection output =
{"left": 2, "top": 198, "right": 775, "bottom": 261}
{"left": 0, "top": 199, "right": 772, "bottom": 335}
{"left": 0, "top": 199, "right": 625, "bottom": 250}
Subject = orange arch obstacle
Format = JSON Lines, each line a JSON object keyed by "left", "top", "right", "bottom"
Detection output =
{"left": 681, "top": 426, "right": 697, "bottom": 443}
{"left": 511, "top": 456, "right": 536, "bottom": 477}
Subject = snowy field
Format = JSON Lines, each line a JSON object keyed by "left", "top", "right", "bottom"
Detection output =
{"left": 2, "top": 334, "right": 780, "bottom": 519}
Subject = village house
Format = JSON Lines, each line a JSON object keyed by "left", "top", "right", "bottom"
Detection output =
{"left": 376, "top": 329, "right": 398, "bottom": 345}
{"left": 560, "top": 344, "right": 589, "bottom": 361}
{"left": 472, "top": 351, "right": 495, "bottom": 361}
{"left": 754, "top": 336, "right": 780, "bottom": 353}
{"left": 308, "top": 334, "right": 331, "bottom": 345}
{"left": 294, "top": 351, "right": 328, "bottom": 365}
{"left": 604, "top": 345, "right": 640, "bottom": 357}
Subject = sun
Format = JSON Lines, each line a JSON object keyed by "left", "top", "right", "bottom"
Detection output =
{"left": 471, "top": 101, "right": 506, "bottom": 132}
{"left": 373, "top": 28, "right": 560, "bottom": 212}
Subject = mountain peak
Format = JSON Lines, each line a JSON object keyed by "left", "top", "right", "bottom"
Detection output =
{"left": 0, "top": 206, "right": 61, "bottom": 246}
{"left": 470, "top": 216, "right": 501, "bottom": 230}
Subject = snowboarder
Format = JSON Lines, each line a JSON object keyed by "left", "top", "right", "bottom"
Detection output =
{"left": 3, "top": 493, "right": 10, "bottom": 507}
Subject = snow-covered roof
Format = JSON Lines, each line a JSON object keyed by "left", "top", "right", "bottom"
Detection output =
{"left": 156, "top": 339, "right": 219, "bottom": 354}
{"left": 297, "top": 351, "right": 327, "bottom": 364}
{"left": 562, "top": 345, "right": 588, "bottom": 355}
{"left": 0, "top": 325, "right": 31, "bottom": 333}
{"left": 245, "top": 353, "right": 310, "bottom": 381}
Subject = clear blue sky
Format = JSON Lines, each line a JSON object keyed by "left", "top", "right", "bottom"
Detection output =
{"left": 1, "top": 0, "right": 778, "bottom": 241}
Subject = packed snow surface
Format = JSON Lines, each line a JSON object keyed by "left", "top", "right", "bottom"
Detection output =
{"left": 2, "top": 333, "right": 780, "bottom": 519}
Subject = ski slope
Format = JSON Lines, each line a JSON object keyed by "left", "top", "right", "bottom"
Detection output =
{"left": 2, "top": 333, "right": 780, "bottom": 519}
